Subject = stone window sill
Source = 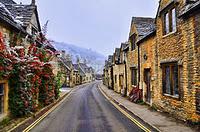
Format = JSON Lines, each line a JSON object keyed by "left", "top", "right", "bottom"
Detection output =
{"left": 163, "top": 93, "right": 180, "bottom": 100}
{"left": 162, "top": 30, "right": 177, "bottom": 38}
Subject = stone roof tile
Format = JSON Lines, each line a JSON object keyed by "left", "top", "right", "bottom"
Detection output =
{"left": 5, "top": 4, "right": 36, "bottom": 27}
{"left": 180, "top": 0, "right": 200, "bottom": 17}
{"left": 0, "top": 0, "right": 16, "bottom": 5}
{"left": 131, "top": 17, "right": 155, "bottom": 40}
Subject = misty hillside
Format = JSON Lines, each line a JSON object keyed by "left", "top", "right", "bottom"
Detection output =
{"left": 53, "top": 41, "right": 106, "bottom": 74}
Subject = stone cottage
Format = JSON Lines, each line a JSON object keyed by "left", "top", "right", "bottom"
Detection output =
{"left": 153, "top": 0, "right": 200, "bottom": 122}
{"left": 0, "top": 0, "right": 41, "bottom": 119}
{"left": 137, "top": 27, "right": 156, "bottom": 105}
{"left": 127, "top": 17, "right": 155, "bottom": 95}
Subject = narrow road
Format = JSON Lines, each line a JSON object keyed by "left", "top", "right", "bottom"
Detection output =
{"left": 31, "top": 81, "right": 144, "bottom": 132}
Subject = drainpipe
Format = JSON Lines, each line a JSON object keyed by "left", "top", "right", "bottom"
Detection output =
{"left": 138, "top": 44, "right": 140, "bottom": 87}
{"left": 137, "top": 42, "right": 142, "bottom": 101}
{"left": 124, "top": 54, "right": 128, "bottom": 97}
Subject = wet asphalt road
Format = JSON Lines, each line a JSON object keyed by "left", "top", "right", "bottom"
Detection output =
{"left": 31, "top": 81, "right": 143, "bottom": 132}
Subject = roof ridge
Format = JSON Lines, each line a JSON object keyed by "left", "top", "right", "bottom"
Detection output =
{"left": 132, "top": 16, "right": 155, "bottom": 19}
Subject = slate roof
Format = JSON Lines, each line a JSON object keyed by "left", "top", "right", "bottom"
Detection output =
{"left": 0, "top": 0, "right": 41, "bottom": 34}
{"left": 59, "top": 57, "right": 71, "bottom": 71}
{"left": 73, "top": 64, "right": 85, "bottom": 76}
{"left": 137, "top": 30, "right": 156, "bottom": 45}
{"left": 130, "top": 17, "right": 155, "bottom": 41}
{"left": 5, "top": 4, "right": 37, "bottom": 28}
{"left": 0, "top": 2, "right": 15, "bottom": 21}
{"left": 73, "top": 64, "right": 79, "bottom": 71}
{"left": 0, "top": 2, "right": 25, "bottom": 32}
{"left": 79, "top": 63, "right": 93, "bottom": 73}
{"left": 0, "top": 0, "right": 16, "bottom": 5}
{"left": 79, "top": 63, "right": 88, "bottom": 70}
{"left": 108, "top": 55, "right": 113, "bottom": 62}
{"left": 179, "top": 0, "right": 200, "bottom": 17}
{"left": 120, "top": 42, "right": 129, "bottom": 51}
{"left": 88, "top": 67, "right": 94, "bottom": 73}
{"left": 123, "top": 44, "right": 129, "bottom": 51}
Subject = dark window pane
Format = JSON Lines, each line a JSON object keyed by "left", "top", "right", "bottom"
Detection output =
{"left": 0, "top": 96, "right": 2, "bottom": 114}
{"left": 134, "top": 70, "right": 137, "bottom": 85}
{"left": 173, "top": 65, "right": 179, "bottom": 96}
{"left": 0, "top": 84, "right": 3, "bottom": 95}
{"left": 0, "top": 84, "right": 3, "bottom": 114}
{"left": 172, "top": 8, "right": 177, "bottom": 32}
{"left": 165, "top": 66, "right": 171, "bottom": 94}
{"left": 165, "top": 12, "right": 170, "bottom": 34}
{"left": 131, "top": 69, "right": 137, "bottom": 85}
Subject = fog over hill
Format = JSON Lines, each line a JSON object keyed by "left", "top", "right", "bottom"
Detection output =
{"left": 53, "top": 41, "right": 106, "bottom": 74}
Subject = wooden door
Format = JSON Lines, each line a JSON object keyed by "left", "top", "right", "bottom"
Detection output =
{"left": 119, "top": 75, "right": 124, "bottom": 89}
{"left": 144, "top": 69, "right": 151, "bottom": 103}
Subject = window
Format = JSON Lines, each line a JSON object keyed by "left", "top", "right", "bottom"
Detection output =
{"left": 115, "top": 75, "right": 117, "bottom": 83}
{"left": 131, "top": 68, "right": 137, "bottom": 86}
{"left": 31, "top": 27, "right": 37, "bottom": 36}
{"left": 119, "top": 75, "right": 124, "bottom": 86}
{"left": 0, "top": 84, "right": 4, "bottom": 114}
{"left": 163, "top": 8, "right": 177, "bottom": 35}
{"left": 165, "top": 12, "right": 170, "bottom": 34}
{"left": 172, "top": 8, "right": 176, "bottom": 32}
{"left": 196, "top": 89, "right": 200, "bottom": 114}
{"left": 130, "top": 35, "right": 136, "bottom": 51}
{"left": 162, "top": 63, "right": 179, "bottom": 97}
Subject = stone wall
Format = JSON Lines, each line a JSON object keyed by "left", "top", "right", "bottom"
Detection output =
{"left": 139, "top": 35, "right": 156, "bottom": 105}
{"left": 126, "top": 48, "right": 138, "bottom": 94}
{"left": 113, "top": 64, "right": 126, "bottom": 93}
{"left": 194, "top": 10, "right": 200, "bottom": 116}
{"left": 153, "top": 0, "right": 200, "bottom": 122}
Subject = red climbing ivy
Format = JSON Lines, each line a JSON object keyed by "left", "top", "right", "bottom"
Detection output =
{"left": 0, "top": 32, "right": 59, "bottom": 117}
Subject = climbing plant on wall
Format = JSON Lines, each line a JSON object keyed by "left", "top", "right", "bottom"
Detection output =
{"left": 0, "top": 31, "right": 59, "bottom": 117}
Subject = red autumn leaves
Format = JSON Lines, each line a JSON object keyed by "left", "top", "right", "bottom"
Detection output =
{"left": 0, "top": 31, "right": 58, "bottom": 116}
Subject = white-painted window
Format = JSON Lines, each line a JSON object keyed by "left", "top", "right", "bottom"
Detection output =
{"left": 163, "top": 8, "right": 177, "bottom": 35}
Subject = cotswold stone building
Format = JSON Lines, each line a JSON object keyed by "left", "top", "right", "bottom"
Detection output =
{"left": 103, "top": 0, "right": 200, "bottom": 123}
{"left": 137, "top": 29, "right": 156, "bottom": 105}
{"left": 152, "top": 0, "right": 200, "bottom": 122}
{"left": 103, "top": 55, "right": 114, "bottom": 89}
{"left": 127, "top": 17, "right": 155, "bottom": 94}
{"left": 111, "top": 43, "right": 128, "bottom": 94}
{"left": 112, "top": 48, "right": 120, "bottom": 93}
{"left": 0, "top": 0, "right": 41, "bottom": 119}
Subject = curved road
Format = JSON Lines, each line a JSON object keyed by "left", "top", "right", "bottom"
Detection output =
{"left": 31, "top": 82, "right": 143, "bottom": 132}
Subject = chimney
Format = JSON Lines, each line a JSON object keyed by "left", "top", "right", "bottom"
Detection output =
{"left": 61, "top": 50, "right": 66, "bottom": 58}
{"left": 31, "top": 0, "right": 36, "bottom": 5}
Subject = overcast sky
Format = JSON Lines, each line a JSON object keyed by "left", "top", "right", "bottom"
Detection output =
{"left": 15, "top": 0, "right": 159, "bottom": 55}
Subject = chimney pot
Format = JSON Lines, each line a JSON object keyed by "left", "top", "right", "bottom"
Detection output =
{"left": 31, "top": 0, "right": 36, "bottom": 5}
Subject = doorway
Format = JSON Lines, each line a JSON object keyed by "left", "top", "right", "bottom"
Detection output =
{"left": 144, "top": 69, "right": 151, "bottom": 103}
{"left": 119, "top": 75, "right": 124, "bottom": 92}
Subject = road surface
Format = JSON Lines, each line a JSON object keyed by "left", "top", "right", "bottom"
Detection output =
{"left": 31, "top": 81, "right": 144, "bottom": 132}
